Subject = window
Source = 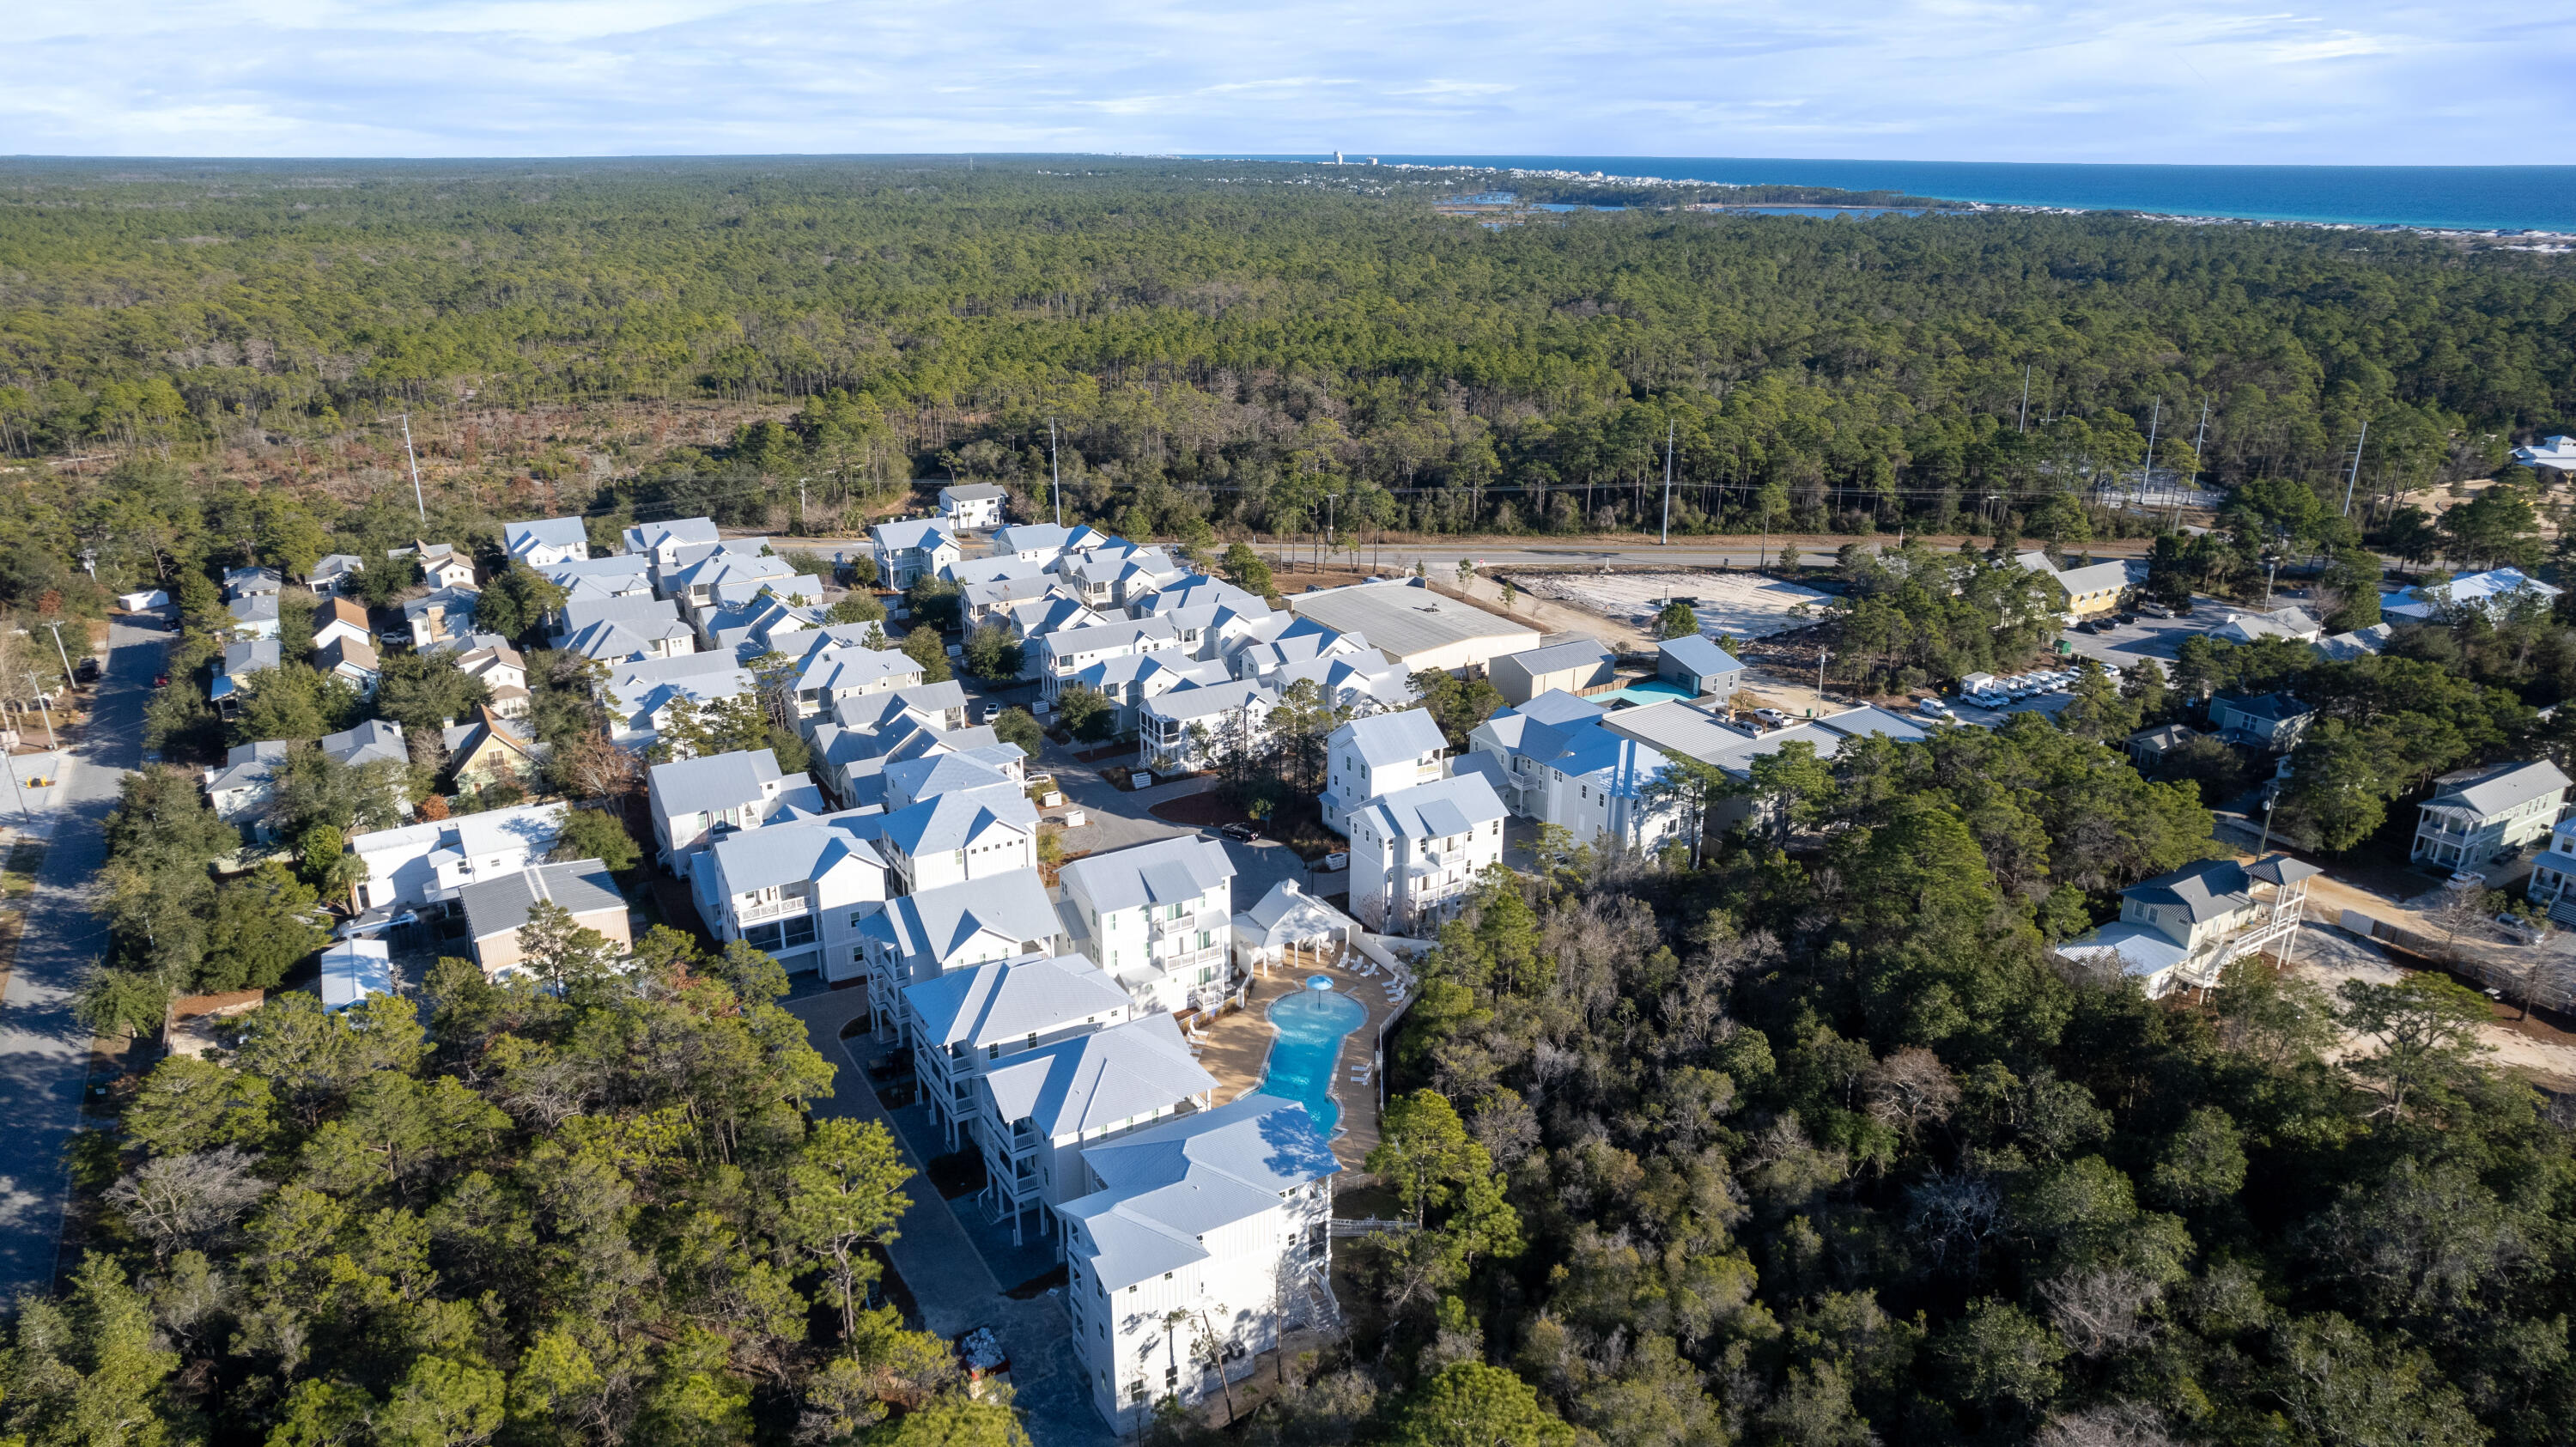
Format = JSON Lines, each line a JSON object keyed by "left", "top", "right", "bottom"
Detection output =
{"left": 781, "top": 915, "right": 817, "bottom": 948}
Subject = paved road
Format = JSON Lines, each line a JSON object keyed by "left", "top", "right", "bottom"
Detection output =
{"left": 0, "top": 614, "right": 157, "bottom": 1300}
{"left": 746, "top": 529, "right": 2157, "bottom": 579}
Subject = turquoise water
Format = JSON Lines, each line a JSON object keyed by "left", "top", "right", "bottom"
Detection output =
{"left": 1202, "top": 155, "right": 2576, "bottom": 231}
{"left": 1260, "top": 987, "right": 1368, "bottom": 1135}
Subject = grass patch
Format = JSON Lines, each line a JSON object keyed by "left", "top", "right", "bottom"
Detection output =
{"left": 2, "top": 842, "right": 43, "bottom": 898}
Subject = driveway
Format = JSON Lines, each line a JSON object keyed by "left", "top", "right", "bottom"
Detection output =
{"left": 786, "top": 988, "right": 1116, "bottom": 1447}
{"left": 0, "top": 613, "right": 158, "bottom": 1299}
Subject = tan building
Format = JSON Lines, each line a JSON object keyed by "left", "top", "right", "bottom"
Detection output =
{"left": 457, "top": 860, "right": 632, "bottom": 976}
{"left": 442, "top": 706, "right": 544, "bottom": 793}
{"left": 1489, "top": 638, "right": 1615, "bottom": 705}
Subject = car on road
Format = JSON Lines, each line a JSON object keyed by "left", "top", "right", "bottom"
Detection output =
{"left": 1218, "top": 823, "right": 1255, "bottom": 842}
{"left": 73, "top": 658, "right": 100, "bottom": 684}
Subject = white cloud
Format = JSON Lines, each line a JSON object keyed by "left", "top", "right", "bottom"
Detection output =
{"left": 0, "top": 0, "right": 2564, "bottom": 161}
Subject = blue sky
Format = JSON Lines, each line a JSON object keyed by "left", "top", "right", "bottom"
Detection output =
{"left": 7, "top": 0, "right": 2568, "bottom": 163}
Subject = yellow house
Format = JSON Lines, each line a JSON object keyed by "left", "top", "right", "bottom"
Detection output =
{"left": 441, "top": 706, "right": 544, "bottom": 793}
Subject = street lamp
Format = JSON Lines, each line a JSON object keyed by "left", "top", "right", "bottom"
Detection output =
{"left": 2260, "top": 551, "right": 2282, "bottom": 610}
{"left": 2256, "top": 790, "right": 2278, "bottom": 855}
{"left": 26, "top": 674, "right": 56, "bottom": 750}
{"left": 43, "top": 621, "right": 75, "bottom": 684}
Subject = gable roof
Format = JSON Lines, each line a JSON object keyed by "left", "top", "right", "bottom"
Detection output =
{"left": 2214, "top": 692, "right": 2311, "bottom": 725}
{"left": 1060, "top": 1093, "right": 1338, "bottom": 1291}
{"left": 317, "top": 636, "right": 380, "bottom": 678}
{"left": 649, "top": 749, "right": 783, "bottom": 818}
{"left": 699, "top": 812, "right": 889, "bottom": 895}
{"left": 320, "top": 720, "right": 407, "bottom": 769}
{"left": 1657, "top": 634, "right": 1742, "bottom": 679}
{"left": 1354, "top": 772, "right": 1510, "bottom": 841}
{"left": 939, "top": 482, "right": 1009, "bottom": 502}
{"left": 869, "top": 869, "right": 1061, "bottom": 964}
{"left": 879, "top": 782, "right": 1038, "bottom": 858}
{"left": 459, "top": 859, "right": 625, "bottom": 940}
{"left": 1333, "top": 708, "right": 1447, "bottom": 767}
{"left": 2426, "top": 759, "right": 2573, "bottom": 818}
{"left": 1059, "top": 836, "right": 1235, "bottom": 915}
{"left": 505, "top": 517, "right": 589, "bottom": 554}
{"left": 982, "top": 1014, "right": 1216, "bottom": 1139}
{"left": 873, "top": 518, "right": 962, "bottom": 553}
{"left": 2123, "top": 856, "right": 2255, "bottom": 923}
{"left": 1499, "top": 638, "right": 1613, "bottom": 677}
{"left": 904, "top": 951, "right": 1133, "bottom": 1050}
{"left": 623, "top": 518, "right": 721, "bottom": 555}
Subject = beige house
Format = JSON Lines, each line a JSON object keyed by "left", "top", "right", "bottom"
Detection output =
{"left": 2057, "top": 854, "right": 2318, "bottom": 998}
{"left": 458, "top": 860, "right": 631, "bottom": 976}
{"left": 442, "top": 707, "right": 545, "bottom": 793}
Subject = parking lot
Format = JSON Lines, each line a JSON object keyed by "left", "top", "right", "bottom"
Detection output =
{"left": 2055, "top": 587, "right": 2328, "bottom": 672}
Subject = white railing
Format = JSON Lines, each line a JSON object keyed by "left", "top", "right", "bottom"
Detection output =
{"left": 736, "top": 895, "right": 809, "bottom": 924}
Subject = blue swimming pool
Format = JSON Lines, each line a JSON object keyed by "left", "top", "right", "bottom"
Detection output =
{"left": 1260, "top": 985, "right": 1369, "bottom": 1134}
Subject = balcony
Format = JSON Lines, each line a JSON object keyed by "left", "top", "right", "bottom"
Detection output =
{"left": 736, "top": 893, "right": 811, "bottom": 924}
{"left": 1151, "top": 909, "right": 1222, "bottom": 942}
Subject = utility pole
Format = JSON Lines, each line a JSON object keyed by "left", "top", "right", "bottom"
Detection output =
{"left": 798, "top": 478, "right": 808, "bottom": 532}
{"left": 26, "top": 675, "right": 55, "bottom": 750}
{"left": 1048, "top": 419, "right": 1062, "bottom": 527}
{"left": 42, "top": 621, "right": 75, "bottom": 685}
{"left": 1816, "top": 648, "right": 1831, "bottom": 698}
{"left": 401, "top": 413, "right": 426, "bottom": 524}
{"left": 2018, "top": 365, "right": 2031, "bottom": 432}
{"left": 1, "top": 745, "right": 27, "bottom": 824}
{"left": 1660, "top": 420, "right": 1675, "bottom": 545}
{"left": 2340, "top": 419, "right": 2369, "bottom": 517}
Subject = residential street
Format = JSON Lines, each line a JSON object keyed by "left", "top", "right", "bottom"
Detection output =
{"left": 0, "top": 613, "right": 157, "bottom": 1300}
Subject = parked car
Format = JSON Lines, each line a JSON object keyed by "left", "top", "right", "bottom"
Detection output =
{"left": 73, "top": 657, "right": 100, "bottom": 684}
{"left": 2071, "top": 619, "right": 2102, "bottom": 635}
{"left": 153, "top": 672, "right": 169, "bottom": 688}
{"left": 2113, "top": 611, "right": 2139, "bottom": 625}
{"left": 2137, "top": 601, "right": 2177, "bottom": 618}
{"left": 1218, "top": 822, "right": 1255, "bottom": 842}
{"left": 2494, "top": 913, "right": 2543, "bottom": 945}
{"left": 1753, "top": 708, "right": 1789, "bottom": 727}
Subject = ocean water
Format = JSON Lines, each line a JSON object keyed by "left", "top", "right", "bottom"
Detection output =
{"left": 1213, "top": 155, "right": 2576, "bottom": 232}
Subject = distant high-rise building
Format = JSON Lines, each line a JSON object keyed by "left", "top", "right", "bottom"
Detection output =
{"left": 1333, "top": 149, "right": 1343, "bottom": 164}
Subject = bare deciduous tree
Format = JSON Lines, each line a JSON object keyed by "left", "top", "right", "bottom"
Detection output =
{"left": 2039, "top": 1268, "right": 2165, "bottom": 1357}
{"left": 106, "top": 1146, "right": 268, "bottom": 1257}
{"left": 1863, "top": 1046, "right": 1960, "bottom": 1141}
{"left": 2033, "top": 1401, "right": 2184, "bottom": 1447}
{"left": 1905, "top": 1168, "right": 2002, "bottom": 1272}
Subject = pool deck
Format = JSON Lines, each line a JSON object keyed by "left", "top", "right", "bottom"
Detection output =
{"left": 1194, "top": 945, "right": 1404, "bottom": 1176}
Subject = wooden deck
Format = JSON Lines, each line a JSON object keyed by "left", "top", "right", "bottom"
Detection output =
{"left": 1193, "top": 944, "right": 1407, "bottom": 1174}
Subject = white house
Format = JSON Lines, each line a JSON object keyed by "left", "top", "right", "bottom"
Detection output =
{"left": 312, "top": 597, "right": 374, "bottom": 652}
{"left": 2510, "top": 435, "right": 2576, "bottom": 475}
{"left": 1139, "top": 681, "right": 1277, "bottom": 772}
{"left": 1036, "top": 618, "right": 1185, "bottom": 700}
{"left": 2057, "top": 854, "right": 2318, "bottom": 998}
{"left": 991, "top": 523, "right": 1109, "bottom": 567}
{"left": 2412, "top": 759, "right": 2573, "bottom": 872}
{"left": 939, "top": 483, "right": 1010, "bottom": 529}
{"left": 402, "top": 587, "right": 482, "bottom": 648}
{"left": 504, "top": 517, "right": 591, "bottom": 568}
{"left": 880, "top": 752, "right": 1024, "bottom": 814}
{"left": 1058, "top": 836, "right": 1238, "bottom": 1019}
{"left": 227, "top": 593, "right": 281, "bottom": 640}
{"left": 320, "top": 939, "right": 393, "bottom": 1012}
{"left": 1061, "top": 547, "right": 1187, "bottom": 612}
{"left": 978, "top": 1014, "right": 1215, "bottom": 1245}
{"left": 859, "top": 868, "right": 1067, "bottom": 1004}
{"left": 647, "top": 748, "right": 828, "bottom": 875}
{"left": 873, "top": 780, "right": 1040, "bottom": 895}
{"left": 901, "top": 951, "right": 1140, "bottom": 1146}
{"left": 345, "top": 803, "right": 568, "bottom": 913}
{"left": 1059, "top": 1094, "right": 1338, "bottom": 1432}
{"left": 1276, "top": 648, "right": 1419, "bottom": 716}
{"left": 622, "top": 518, "right": 722, "bottom": 572}
{"left": 2215, "top": 606, "right": 2324, "bottom": 645}
{"left": 222, "top": 566, "right": 284, "bottom": 601}
{"left": 408, "top": 542, "right": 478, "bottom": 592}
{"left": 872, "top": 519, "right": 964, "bottom": 589}
{"left": 1070, "top": 653, "right": 1231, "bottom": 734}
{"left": 307, "top": 555, "right": 365, "bottom": 596}
{"left": 1346, "top": 772, "right": 1510, "bottom": 933}
{"left": 687, "top": 812, "right": 893, "bottom": 978}
{"left": 2385, "top": 567, "right": 2564, "bottom": 623}
{"left": 1467, "top": 691, "right": 1690, "bottom": 853}
{"left": 2521, "top": 815, "right": 2576, "bottom": 924}
{"left": 1319, "top": 708, "right": 1449, "bottom": 835}
{"left": 317, "top": 638, "right": 382, "bottom": 698}
{"left": 542, "top": 554, "right": 655, "bottom": 607}
{"left": 603, "top": 654, "right": 760, "bottom": 751}
{"left": 2209, "top": 693, "right": 2314, "bottom": 752}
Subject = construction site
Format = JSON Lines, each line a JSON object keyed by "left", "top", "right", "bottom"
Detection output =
{"left": 1497, "top": 568, "right": 1838, "bottom": 642}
